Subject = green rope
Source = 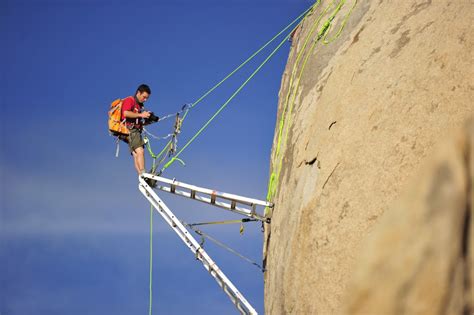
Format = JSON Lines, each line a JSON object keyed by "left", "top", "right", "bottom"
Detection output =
{"left": 144, "top": 3, "right": 349, "bottom": 313}
{"left": 144, "top": 136, "right": 157, "bottom": 159}
{"left": 266, "top": 0, "right": 357, "bottom": 214}
{"left": 148, "top": 160, "right": 155, "bottom": 315}
{"left": 161, "top": 33, "right": 291, "bottom": 171}
{"left": 267, "top": 0, "right": 333, "bottom": 210}
{"left": 152, "top": 2, "right": 319, "bottom": 172}
{"left": 322, "top": 0, "right": 358, "bottom": 44}
{"left": 155, "top": 141, "right": 170, "bottom": 161}
{"left": 274, "top": 0, "right": 328, "bottom": 160}
{"left": 161, "top": 5, "right": 320, "bottom": 173}
{"left": 188, "top": 3, "right": 317, "bottom": 111}
{"left": 148, "top": 202, "right": 153, "bottom": 315}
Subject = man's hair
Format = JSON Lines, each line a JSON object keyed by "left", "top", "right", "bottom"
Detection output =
{"left": 136, "top": 84, "right": 151, "bottom": 95}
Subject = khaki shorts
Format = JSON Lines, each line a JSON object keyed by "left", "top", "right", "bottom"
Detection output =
{"left": 127, "top": 129, "right": 146, "bottom": 153}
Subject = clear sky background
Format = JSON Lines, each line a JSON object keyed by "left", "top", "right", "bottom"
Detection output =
{"left": 1, "top": 0, "right": 312, "bottom": 314}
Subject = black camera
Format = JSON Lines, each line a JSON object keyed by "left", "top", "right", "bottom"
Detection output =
{"left": 146, "top": 112, "right": 160, "bottom": 124}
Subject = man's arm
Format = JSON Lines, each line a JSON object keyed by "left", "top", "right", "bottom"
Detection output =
{"left": 123, "top": 110, "right": 151, "bottom": 119}
{"left": 121, "top": 97, "right": 151, "bottom": 120}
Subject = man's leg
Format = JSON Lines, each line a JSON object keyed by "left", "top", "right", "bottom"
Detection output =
{"left": 133, "top": 146, "right": 156, "bottom": 187}
{"left": 132, "top": 146, "right": 145, "bottom": 175}
{"left": 128, "top": 129, "right": 156, "bottom": 187}
{"left": 128, "top": 129, "right": 146, "bottom": 175}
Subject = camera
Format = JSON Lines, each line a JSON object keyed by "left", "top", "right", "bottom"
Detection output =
{"left": 145, "top": 112, "right": 160, "bottom": 124}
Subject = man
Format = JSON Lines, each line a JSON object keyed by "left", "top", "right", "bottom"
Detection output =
{"left": 121, "top": 84, "right": 156, "bottom": 185}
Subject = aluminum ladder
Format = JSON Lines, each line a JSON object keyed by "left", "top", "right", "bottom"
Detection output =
{"left": 139, "top": 174, "right": 273, "bottom": 314}
{"left": 141, "top": 173, "right": 273, "bottom": 222}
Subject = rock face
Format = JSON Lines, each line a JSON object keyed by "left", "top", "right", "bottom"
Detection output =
{"left": 342, "top": 120, "right": 473, "bottom": 315}
{"left": 263, "top": 0, "right": 473, "bottom": 314}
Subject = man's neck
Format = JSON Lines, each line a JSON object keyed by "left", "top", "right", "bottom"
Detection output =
{"left": 134, "top": 95, "right": 143, "bottom": 106}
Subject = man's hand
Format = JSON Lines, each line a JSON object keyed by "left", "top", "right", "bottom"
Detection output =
{"left": 140, "top": 111, "right": 151, "bottom": 119}
{"left": 123, "top": 110, "right": 151, "bottom": 119}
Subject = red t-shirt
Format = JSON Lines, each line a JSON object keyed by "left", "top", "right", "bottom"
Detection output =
{"left": 121, "top": 96, "right": 143, "bottom": 129}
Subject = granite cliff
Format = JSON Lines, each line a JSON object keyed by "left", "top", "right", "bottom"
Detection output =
{"left": 264, "top": 0, "right": 473, "bottom": 314}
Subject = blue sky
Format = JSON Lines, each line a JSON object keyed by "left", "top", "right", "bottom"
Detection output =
{"left": 1, "top": 0, "right": 312, "bottom": 314}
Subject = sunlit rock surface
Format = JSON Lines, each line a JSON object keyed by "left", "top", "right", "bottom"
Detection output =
{"left": 264, "top": 0, "right": 473, "bottom": 314}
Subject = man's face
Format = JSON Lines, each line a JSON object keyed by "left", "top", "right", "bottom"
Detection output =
{"left": 136, "top": 91, "right": 150, "bottom": 103}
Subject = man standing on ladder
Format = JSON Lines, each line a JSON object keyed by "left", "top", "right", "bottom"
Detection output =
{"left": 121, "top": 84, "right": 157, "bottom": 186}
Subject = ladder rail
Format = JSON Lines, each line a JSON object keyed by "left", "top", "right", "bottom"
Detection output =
{"left": 154, "top": 185, "right": 266, "bottom": 221}
{"left": 139, "top": 177, "right": 258, "bottom": 315}
{"left": 142, "top": 173, "right": 273, "bottom": 208}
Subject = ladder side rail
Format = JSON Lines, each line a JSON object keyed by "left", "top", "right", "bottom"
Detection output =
{"left": 215, "top": 191, "right": 271, "bottom": 208}
{"left": 146, "top": 173, "right": 254, "bottom": 206}
{"left": 196, "top": 248, "right": 247, "bottom": 314}
{"left": 139, "top": 178, "right": 258, "bottom": 315}
{"left": 156, "top": 185, "right": 252, "bottom": 212}
{"left": 139, "top": 184, "right": 197, "bottom": 253}
{"left": 154, "top": 185, "right": 265, "bottom": 220}
{"left": 143, "top": 173, "right": 273, "bottom": 208}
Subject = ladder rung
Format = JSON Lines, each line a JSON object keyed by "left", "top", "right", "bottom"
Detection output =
{"left": 142, "top": 173, "right": 274, "bottom": 209}
{"left": 156, "top": 185, "right": 265, "bottom": 220}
